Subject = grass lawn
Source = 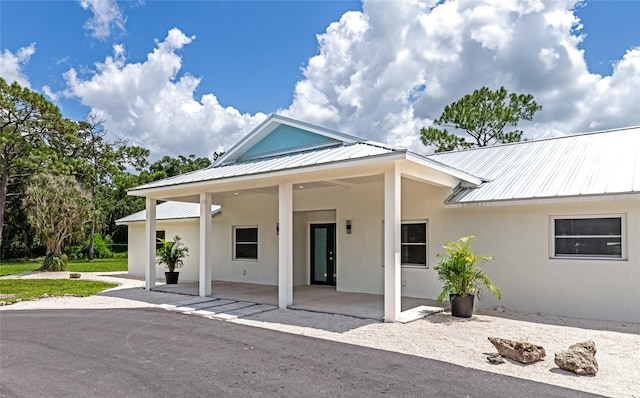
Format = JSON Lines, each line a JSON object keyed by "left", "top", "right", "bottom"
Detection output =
{"left": 0, "top": 279, "right": 118, "bottom": 304}
{"left": 0, "top": 257, "right": 128, "bottom": 277}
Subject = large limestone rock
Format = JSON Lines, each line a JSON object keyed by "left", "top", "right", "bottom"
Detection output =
{"left": 554, "top": 340, "right": 598, "bottom": 376}
{"left": 488, "top": 337, "right": 546, "bottom": 364}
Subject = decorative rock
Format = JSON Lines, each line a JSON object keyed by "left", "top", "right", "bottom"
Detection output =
{"left": 70, "top": 273, "right": 81, "bottom": 279}
{"left": 487, "top": 353, "right": 505, "bottom": 364}
{"left": 554, "top": 340, "right": 598, "bottom": 376}
{"left": 569, "top": 341, "right": 596, "bottom": 356}
{"left": 488, "top": 337, "right": 546, "bottom": 364}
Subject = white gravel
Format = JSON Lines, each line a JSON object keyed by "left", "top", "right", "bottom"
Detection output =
{"left": 2, "top": 272, "right": 638, "bottom": 397}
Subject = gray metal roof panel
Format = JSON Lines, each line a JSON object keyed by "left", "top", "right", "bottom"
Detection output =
{"left": 429, "top": 126, "right": 640, "bottom": 203}
{"left": 116, "top": 201, "right": 221, "bottom": 224}
{"left": 130, "top": 143, "right": 396, "bottom": 192}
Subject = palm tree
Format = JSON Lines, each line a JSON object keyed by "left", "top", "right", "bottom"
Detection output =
{"left": 156, "top": 235, "right": 189, "bottom": 272}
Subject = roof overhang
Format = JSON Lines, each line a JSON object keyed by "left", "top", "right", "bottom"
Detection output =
{"left": 128, "top": 150, "right": 484, "bottom": 201}
{"left": 444, "top": 191, "right": 640, "bottom": 208}
{"left": 129, "top": 151, "right": 407, "bottom": 199}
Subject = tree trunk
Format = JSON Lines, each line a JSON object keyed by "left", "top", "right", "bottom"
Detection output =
{"left": 88, "top": 180, "right": 96, "bottom": 262}
{"left": 0, "top": 151, "right": 10, "bottom": 258}
{"left": 88, "top": 219, "right": 95, "bottom": 261}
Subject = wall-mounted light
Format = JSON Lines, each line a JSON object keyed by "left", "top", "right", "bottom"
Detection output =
{"left": 346, "top": 219, "right": 352, "bottom": 234}
{"left": 276, "top": 222, "right": 279, "bottom": 235}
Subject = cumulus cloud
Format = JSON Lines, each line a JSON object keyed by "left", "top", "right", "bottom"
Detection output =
{"left": 62, "top": 1, "right": 639, "bottom": 159}
{"left": 63, "top": 28, "right": 266, "bottom": 158}
{"left": 0, "top": 44, "right": 35, "bottom": 88}
{"left": 79, "top": 0, "right": 125, "bottom": 40}
{"left": 282, "top": 0, "right": 640, "bottom": 152}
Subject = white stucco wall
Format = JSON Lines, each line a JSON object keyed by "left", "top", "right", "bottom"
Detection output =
{"left": 400, "top": 178, "right": 640, "bottom": 323}
{"left": 127, "top": 219, "right": 203, "bottom": 282}
{"left": 210, "top": 193, "right": 279, "bottom": 284}
{"left": 127, "top": 177, "right": 639, "bottom": 322}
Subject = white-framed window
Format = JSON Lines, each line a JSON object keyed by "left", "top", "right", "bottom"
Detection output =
{"left": 401, "top": 221, "right": 428, "bottom": 267}
{"left": 233, "top": 226, "right": 258, "bottom": 260}
{"left": 551, "top": 215, "right": 624, "bottom": 259}
{"left": 155, "top": 230, "right": 165, "bottom": 250}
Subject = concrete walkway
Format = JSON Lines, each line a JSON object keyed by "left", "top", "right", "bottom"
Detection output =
{"left": 153, "top": 281, "right": 443, "bottom": 322}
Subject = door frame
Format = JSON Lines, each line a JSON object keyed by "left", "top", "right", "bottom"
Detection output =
{"left": 309, "top": 222, "right": 337, "bottom": 286}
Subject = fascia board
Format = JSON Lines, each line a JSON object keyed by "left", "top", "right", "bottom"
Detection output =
{"left": 405, "top": 152, "right": 484, "bottom": 186}
{"left": 444, "top": 192, "right": 640, "bottom": 208}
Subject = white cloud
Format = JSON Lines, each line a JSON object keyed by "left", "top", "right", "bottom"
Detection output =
{"left": 62, "top": 1, "right": 640, "bottom": 160}
{"left": 0, "top": 44, "right": 35, "bottom": 88}
{"left": 282, "top": 0, "right": 640, "bottom": 152}
{"left": 63, "top": 28, "right": 266, "bottom": 159}
{"left": 79, "top": 0, "right": 125, "bottom": 40}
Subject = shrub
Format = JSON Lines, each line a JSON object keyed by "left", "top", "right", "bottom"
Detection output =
{"left": 65, "top": 234, "right": 114, "bottom": 259}
{"left": 39, "top": 253, "right": 68, "bottom": 271}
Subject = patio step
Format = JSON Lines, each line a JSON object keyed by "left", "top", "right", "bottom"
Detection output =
{"left": 160, "top": 298, "right": 276, "bottom": 321}
{"left": 396, "top": 305, "right": 444, "bottom": 323}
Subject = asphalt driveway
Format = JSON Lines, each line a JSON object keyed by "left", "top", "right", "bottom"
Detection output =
{"left": 0, "top": 308, "right": 598, "bottom": 398}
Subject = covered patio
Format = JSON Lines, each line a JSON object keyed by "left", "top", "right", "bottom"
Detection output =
{"left": 126, "top": 115, "right": 480, "bottom": 322}
{"left": 153, "top": 281, "right": 444, "bottom": 322}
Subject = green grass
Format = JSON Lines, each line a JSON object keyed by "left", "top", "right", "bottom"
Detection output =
{"left": 0, "top": 257, "right": 128, "bottom": 277}
{"left": 0, "top": 279, "right": 118, "bottom": 304}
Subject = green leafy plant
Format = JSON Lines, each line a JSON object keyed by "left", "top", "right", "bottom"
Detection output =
{"left": 434, "top": 235, "right": 501, "bottom": 302}
{"left": 39, "top": 253, "right": 68, "bottom": 272}
{"left": 66, "top": 234, "right": 114, "bottom": 260}
{"left": 156, "top": 235, "right": 189, "bottom": 272}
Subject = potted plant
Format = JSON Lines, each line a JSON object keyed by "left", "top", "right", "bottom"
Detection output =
{"left": 434, "top": 235, "right": 501, "bottom": 318}
{"left": 157, "top": 235, "right": 189, "bottom": 284}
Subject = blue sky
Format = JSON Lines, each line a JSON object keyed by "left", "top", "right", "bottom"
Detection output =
{"left": 1, "top": 1, "right": 639, "bottom": 158}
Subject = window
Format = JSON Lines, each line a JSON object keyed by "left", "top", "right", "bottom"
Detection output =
{"left": 401, "top": 222, "right": 427, "bottom": 266}
{"left": 553, "top": 216, "right": 623, "bottom": 259}
{"left": 234, "top": 227, "right": 258, "bottom": 260}
{"left": 155, "top": 230, "right": 165, "bottom": 250}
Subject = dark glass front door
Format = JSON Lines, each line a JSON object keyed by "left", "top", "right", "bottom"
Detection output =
{"left": 310, "top": 223, "right": 336, "bottom": 286}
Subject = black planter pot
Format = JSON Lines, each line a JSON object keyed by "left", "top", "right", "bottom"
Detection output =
{"left": 450, "top": 294, "right": 475, "bottom": 318}
{"left": 165, "top": 271, "right": 179, "bottom": 284}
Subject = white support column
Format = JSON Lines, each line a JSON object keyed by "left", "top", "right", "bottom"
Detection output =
{"left": 199, "top": 192, "right": 212, "bottom": 297}
{"left": 278, "top": 183, "right": 293, "bottom": 309}
{"left": 145, "top": 198, "right": 157, "bottom": 291}
{"left": 384, "top": 168, "right": 401, "bottom": 322}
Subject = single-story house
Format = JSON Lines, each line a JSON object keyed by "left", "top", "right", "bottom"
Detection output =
{"left": 118, "top": 114, "right": 640, "bottom": 323}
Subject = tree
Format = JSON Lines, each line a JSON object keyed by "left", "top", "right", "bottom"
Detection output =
{"left": 0, "top": 78, "right": 66, "bottom": 250}
{"left": 24, "top": 174, "right": 91, "bottom": 270}
{"left": 420, "top": 86, "right": 542, "bottom": 152}
{"left": 72, "top": 113, "right": 148, "bottom": 261}
{"left": 149, "top": 154, "right": 212, "bottom": 178}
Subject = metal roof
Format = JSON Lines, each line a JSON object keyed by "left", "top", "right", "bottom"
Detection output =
{"left": 130, "top": 142, "right": 399, "bottom": 192}
{"left": 116, "top": 201, "right": 221, "bottom": 224}
{"left": 428, "top": 126, "right": 640, "bottom": 204}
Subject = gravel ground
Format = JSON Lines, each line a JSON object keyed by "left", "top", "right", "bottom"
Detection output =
{"left": 1, "top": 271, "right": 638, "bottom": 398}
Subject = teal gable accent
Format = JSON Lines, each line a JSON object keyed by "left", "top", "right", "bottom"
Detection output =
{"left": 239, "top": 125, "right": 341, "bottom": 160}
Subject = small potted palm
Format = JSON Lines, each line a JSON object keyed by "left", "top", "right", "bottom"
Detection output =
{"left": 157, "top": 235, "right": 189, "bottom": 284}
{"left": 434, "top": 235, "right": 501, "bottom": 318}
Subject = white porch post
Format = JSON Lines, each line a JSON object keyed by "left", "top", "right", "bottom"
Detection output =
{"left": 145, "top": 198, "right": 157, "bottom": 291}
{"left": 199, "top": 192, "right": 212, "bottom": 297}
{"left": 278, "top": 183, "right": 293, "bottom": 308}
{"left": 384, "top": 168, "right": 401, "bottom": 322}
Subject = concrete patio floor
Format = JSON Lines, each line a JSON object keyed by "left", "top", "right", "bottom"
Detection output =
{"left": 153, "top": 281, "right": 443, "bottom": 321}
